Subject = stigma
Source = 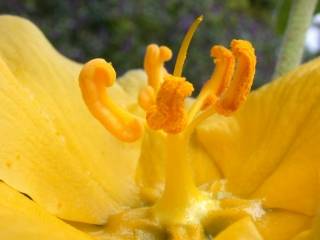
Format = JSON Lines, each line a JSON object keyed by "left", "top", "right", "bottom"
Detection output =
{"left": 78, "top": 16, "right": 256, "bottom": 141}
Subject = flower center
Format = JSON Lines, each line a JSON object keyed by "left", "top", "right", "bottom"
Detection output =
{"left": 78, "top": 16, "right": 258, "bottom": 238}
{"left": 139, "top": 18, "right": 256, "bottom": 135}
{"left": 78, "top": 16, "right": 256, "bottom": 138}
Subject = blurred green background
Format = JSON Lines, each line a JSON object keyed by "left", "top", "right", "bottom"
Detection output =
{"left": 0, "top": 0, "right": 307, "bottom": 91}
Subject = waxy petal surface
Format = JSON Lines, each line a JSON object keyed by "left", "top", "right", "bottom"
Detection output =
{"left": 0, "top": 182, "right": 93, "bottom": 240}
{"left": 0, "top": 15, "right": 141, "bottom": 224}
{"left": 197, "top": 57, "right": 320, "bottom": 216}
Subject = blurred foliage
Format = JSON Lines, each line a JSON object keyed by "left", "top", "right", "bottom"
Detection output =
{"left": 0, "top": 0, "right": 282, "bottom": 91}
{"left": 275, "top": 0, "right": 320, "bottom": 35}
{"left": 274, "top": 0, "right": 291, "bottom": 34}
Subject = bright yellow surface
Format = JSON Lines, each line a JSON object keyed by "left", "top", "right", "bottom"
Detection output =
{"left": 0, "top": 14, "right": 319, "bottom": 240}
{"left": 79, "top": 59, "right": 143, "bottom": 142}
{"left": 0, "top": 182, "right": 93, "bottom": 240}
{"left": 197, "top": 58, "right": 320, "bottom": 216}
{"left": 256, "top": 210, "right": 311, "bottom": 240}
{"left": 214, "top": 217, "right": 263, "bottom": 240}
{"left": 0, "top": 15, "right": 141, "bottom": 224}
{"left": 135, "top": 130, "right": 222, "bottom": 203}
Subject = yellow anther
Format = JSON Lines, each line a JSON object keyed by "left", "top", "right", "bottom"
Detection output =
{"left": 173, "top": 15, "right": 203, "bottom": 77}
{"left": 215, "top": 39, "right": 256, "bottom": 115}
{"left": 206, "top": 46, "right": 235, "bottom": 102}
{"left": 146, "top": 75, "right": 194, "bottom": 134}
{"left": 138, "top": 86, "right": 155, "bottom": 111}
{"left": 79, "top": 58, "right": 143, "bottom": 142}
{"left": 187, "top": 45, "right": 235, "bottom": 122}
{"left": 144, "top": 44, "right": 172, "bottom": 90}
{"left": 187, "top": 39, "right": 255, "bottom": 131}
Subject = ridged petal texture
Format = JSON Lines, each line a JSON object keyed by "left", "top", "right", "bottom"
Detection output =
{"left": 0, "top": 182, "right": 93, "bottom": 239}
{"left": 197, "top": 58, "right": 320, "bottom": 238}
{"left": 0, "top": 15, "right": 144, "bottom": 224}
{"left": 197, "top": 57, "right": 320, "bottom": 214}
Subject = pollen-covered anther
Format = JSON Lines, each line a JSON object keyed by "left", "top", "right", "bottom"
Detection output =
{"left": 79, "top": 58, "right": 143, "bottom": 142}
{"left": 144, "top": 44, "right": 172, "bottom": 90}
{"left": 187, "top": 45, "right": 234, "bottom": 123}
{"left": 215, "top": 39, "right": 256, "bottom": 115}
{"left": 146, "top": 75, "right": 194, "bottom": 134}
{"left": 201, "top": 45, "right": 235, "bottom": 110}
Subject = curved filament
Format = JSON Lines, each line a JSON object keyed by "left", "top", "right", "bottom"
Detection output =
{"left": 144, "top": 44, "right": 172, "bottom": 91}
{"left": 215, "top": 39, "right": 256, "bottom": 115}
{"left": 79, "top": 58, "right": 143, "bottom": 142}
{"left": 187, "top": 45, "right": 235, "bottom": 122}
{"left": 187, "top": 39, "right": 256, "bottom": 132}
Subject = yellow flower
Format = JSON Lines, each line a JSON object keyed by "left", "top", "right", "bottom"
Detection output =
{"left": 0, "top": 15, "right": 319, "bottom": 240}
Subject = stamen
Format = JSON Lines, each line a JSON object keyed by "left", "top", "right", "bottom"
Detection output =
{"left": 186, "top": 39, "right": 255, "bottom": 132}
{"left": 138, "top": 86, "right": 155, "bottom": 111}
{"left": 79, "top": 58, "right": 143, "bottom": 142}
{"left": 146, "top": 75, "right": 194, "bottom": 134}
{"left": 144, "top": 44, "right": 172, "bottom": 91}
{"left": 187, "top": 45, "right": 235, "bottom": 122}
{"left": 203, "top": 46, "right": 235, "bottom": 107}
{"left": 215, "top": 39, "right": 256, "bottom": 115}
{"left": 173, "top": 15, "right": 203, "bottom": 77}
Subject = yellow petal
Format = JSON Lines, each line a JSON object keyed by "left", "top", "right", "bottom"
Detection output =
{"left": 0, "top": 182, "right": 93, "bottom": 240}
{"left": 292, "top": 231, "right": 311, "bottom": 240}
{"left": 0, "top": 15, "right": 141, "bottom": 224}
{"left": 63, "top": 222, "right": 107, "bottom": 240}
{"left": 197, "top": 58, "right": 320, "bottom": 215}
{"left": 135, "top": 131, "right": 166, "bottom": 202}
{"left": 214, "top": 217, "right": 263, "bottom": 240}
{"left": 118, "top": 69, "right": 148, "bottom": 102}
{"left": 292, "top": 212, "right": 320, "bottom": 239}
{"left": 117, "top": 69, "right": 148, "bottom": 117}
{"left": 255, "top": 210, "right": 311, "bottom": 240}
{"left": 252, "top": 153, "right": 318, "bottom": 216}
{"left": 189, "top": 136, "right": 222, "bottom": 186}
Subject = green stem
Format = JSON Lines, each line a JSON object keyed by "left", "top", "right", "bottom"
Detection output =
{"left": 273, "top": 0, "right": 318, "bottom": 78}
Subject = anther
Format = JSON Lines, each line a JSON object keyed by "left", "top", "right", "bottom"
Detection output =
{"left": 79, "top": 58, "right": 143, "bottom": 142}
{"left": 215, "top": 39, "right": 256, "bottom": 115}
{"left": 204, "top": 45, "right": 235, "bottom": 105}
{"left": 187, "top": 45, "right": 235, "bottom": 122}
{"left": 144, "top": 44, "right": 172, "bottom": 91}
{"left": 186, "top": 39, "right": 255, "bottom": 131}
